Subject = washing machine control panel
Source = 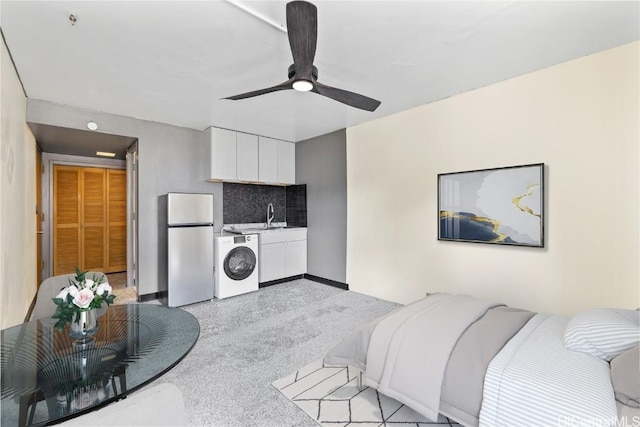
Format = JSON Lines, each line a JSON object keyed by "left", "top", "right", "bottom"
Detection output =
{"left": 232, "top": 234, "right": 256, "bottom": 243}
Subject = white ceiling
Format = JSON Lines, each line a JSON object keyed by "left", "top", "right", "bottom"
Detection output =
{"left": 2, "top": 1, "right": 638, "bottom": 148}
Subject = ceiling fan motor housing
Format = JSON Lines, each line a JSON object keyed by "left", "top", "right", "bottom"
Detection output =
{"left": 288, "top": 64, "right": 318, "bottom": 81}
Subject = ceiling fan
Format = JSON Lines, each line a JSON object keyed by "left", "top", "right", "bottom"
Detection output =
{"left": 224, "top": 0, "right": 381, "bottom": 112}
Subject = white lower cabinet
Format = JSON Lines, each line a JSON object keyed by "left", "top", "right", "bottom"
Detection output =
{"left": 259, "top": 243, "right": 286, "bottom": 283}
{"left": 284, "top": 240, "right": 307, "bottom": 276}
{"left": 258, "top": 228, "right": 307, "bottom": 283}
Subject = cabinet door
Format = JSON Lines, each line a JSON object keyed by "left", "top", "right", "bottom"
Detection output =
{"left": 285, "top": 240, "right": 307, "bottom": 276}
{"left": 258, "top": 137, "right": 279, "bottom": 184}
{"left": 209, "top": 127, "right": 236, "bottom": 181}
{"left": 278, "top": 141, "right": 295, "bottom": 185}
{"left": 236, "top": 133, "right": 259, "bottom": 182}
{"left": 259, "top": 242, "right": 286, "bottom": 282}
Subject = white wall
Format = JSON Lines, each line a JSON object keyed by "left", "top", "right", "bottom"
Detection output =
{"left": 1, "top": 38, "right": 37, "bottom": 328}
{"left": 347, "top": 42, "right": 639, "bottom": 315}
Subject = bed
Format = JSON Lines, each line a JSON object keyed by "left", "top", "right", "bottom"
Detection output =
{"left": 323, "top": 293, "right": 640, "bottom": 427}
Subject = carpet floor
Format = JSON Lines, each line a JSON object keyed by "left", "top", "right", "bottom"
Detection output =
{"left": 106, "top": 272, "right": 138, "bottom": 305}
{"left": 152, "top": 279, "right": 400, "bottom": 426}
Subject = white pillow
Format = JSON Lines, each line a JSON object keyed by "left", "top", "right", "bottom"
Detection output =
{"left": 564, "top": 308, "right": 640, "bottom": 361}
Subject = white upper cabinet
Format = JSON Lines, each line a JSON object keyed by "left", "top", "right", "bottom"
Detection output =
{"left": 236, "top": 132, "right": 259, "bottom": 182}
{"left": 278, "top": 141, "right": 295, "bottom": 185}
{"left": 208, "top": 127, "right": 236, "bottom": 181}
{"left": 208, "top": 128, "right": 295, "bottom": 185}
{"left": 258, "top": 136, "right": 279, "bottom": 184}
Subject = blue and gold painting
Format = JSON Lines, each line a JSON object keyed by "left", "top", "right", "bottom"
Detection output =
{"left": 438, "top": 164, "right": 543, "bottom": 247}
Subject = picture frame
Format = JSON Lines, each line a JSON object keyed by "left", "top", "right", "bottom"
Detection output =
{"left": 438, "top": 163, "right": 544, "bottom": 247}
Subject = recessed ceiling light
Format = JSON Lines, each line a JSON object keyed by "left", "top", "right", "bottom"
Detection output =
{"left": 87, "top": 121, "right": 98, "bottom": 131}
{"left": 96, "top": 151, "right": 116, "bottom": 158}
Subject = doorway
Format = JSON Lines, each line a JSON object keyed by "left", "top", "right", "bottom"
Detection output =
{"left": 51, "top": 165, "right": 127, "bottom": 275}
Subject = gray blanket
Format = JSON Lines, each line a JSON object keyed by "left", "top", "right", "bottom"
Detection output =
{"left": 324, "top": 293, "right": 534, "bottom": 427}
{"left": 366, "top": 294, "right": 502, "bottom": 421}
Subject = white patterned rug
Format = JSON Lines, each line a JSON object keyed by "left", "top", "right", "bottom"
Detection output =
{"left": 273, "top": 359, "right": 458, "bottom": 426}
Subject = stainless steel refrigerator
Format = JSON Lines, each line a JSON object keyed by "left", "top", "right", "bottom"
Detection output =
{"left": 166, "top": 192, "right": 214, "bottom": 307}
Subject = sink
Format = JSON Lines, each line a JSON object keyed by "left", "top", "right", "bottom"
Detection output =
{"left": 225, "top": 227, "right": 265, "bottom": 235}
{"left": 224, "top": 225, "right": 302, "bottom": 235}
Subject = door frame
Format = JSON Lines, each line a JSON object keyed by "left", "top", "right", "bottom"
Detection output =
{"left": 126, "top": 142, "right": 138, "bottom": 290}
{"left": 42, "top": 153, "right": 125, "bottom": 280}
{"left": 36, "top": 145, "right": 43, "bottom": 287}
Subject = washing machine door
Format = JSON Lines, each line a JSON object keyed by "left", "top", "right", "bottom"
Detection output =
{"left": 223, "top": 246, "right": 257, "bottom": 281}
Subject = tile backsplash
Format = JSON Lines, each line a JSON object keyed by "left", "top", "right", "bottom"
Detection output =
{"left": 223, "top": 183, "right": 307, "bottom": 226}
{"left": 223, "top": 183, "right": 285, "bottom": 224}
{"left": 286, "top": 184, "right": 307, "bottom": 227}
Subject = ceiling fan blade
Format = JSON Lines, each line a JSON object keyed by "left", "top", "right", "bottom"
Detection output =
{"left": 223, "top": 80, "right": 293, "bottom": 101}
{"left": 313, "top": 81, "right": 381, "bottom": 112}
{"left": 286, "top": 1, "right": 317, "bottom": 79}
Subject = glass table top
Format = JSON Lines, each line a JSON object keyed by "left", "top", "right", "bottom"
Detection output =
{"left": 1, "top": 304, "right": 200, "bottom": 426}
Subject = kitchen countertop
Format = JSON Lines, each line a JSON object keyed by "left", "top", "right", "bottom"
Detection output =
{"left": 222, "top": 223, "right": 306, "bottom": 235}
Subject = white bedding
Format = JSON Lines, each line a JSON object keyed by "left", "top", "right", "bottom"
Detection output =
{"left": 365, "top": 293, "right": 501, "bottom": 422}
{"left": 479, "top": 313, "right": 617, "bottom": 427}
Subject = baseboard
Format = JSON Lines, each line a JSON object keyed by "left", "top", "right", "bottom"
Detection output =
{"left": 304, "top": 274, "right": 349, "bottom": 290}
{"left": 258, "top": 274, "right": 348, "bottom": 290}
{"left": 259, "top": 275, "right": 304, "bottom": 288}
{"left": 138, "top": 291, "right": 166, "bottom": 303}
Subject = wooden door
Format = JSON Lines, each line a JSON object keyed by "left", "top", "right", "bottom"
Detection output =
{"left": 53, "top": 165, "right": 125, "bottom": 275}
{"left": 107, "top": 170, "right": 127, "bottom": 272}
{"left": 81, "top": 168, "right": 107, "bottom": 272}
{"left": 53, "top": 166, "right": 81, "bottom": 275}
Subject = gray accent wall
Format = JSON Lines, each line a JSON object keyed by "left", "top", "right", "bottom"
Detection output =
{"left": 295, "top": 129, "right": 347, "bottom": 284}
{"left": 27, "top": 100, "right": 223, "bottom": 297}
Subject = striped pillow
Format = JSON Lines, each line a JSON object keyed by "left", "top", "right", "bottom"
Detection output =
{"left": 564, "top": 309, "right": 640, "bottom": 361}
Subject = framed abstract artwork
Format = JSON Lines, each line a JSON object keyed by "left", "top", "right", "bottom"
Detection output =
{"left": 438, "top": 163, "right": 544, "bottom": 247}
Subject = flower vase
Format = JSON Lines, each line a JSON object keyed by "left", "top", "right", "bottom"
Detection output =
{"left": 69, "top": 309, "right": 98, "bottom": 343}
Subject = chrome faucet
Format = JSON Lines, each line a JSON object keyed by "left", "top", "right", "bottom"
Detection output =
{"left": 266, "top": 203, "right": 275, "bottom": 228}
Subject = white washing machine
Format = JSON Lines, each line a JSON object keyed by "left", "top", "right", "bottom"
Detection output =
{"left": 214, "top": 234, "right": 259, "bottom": 299}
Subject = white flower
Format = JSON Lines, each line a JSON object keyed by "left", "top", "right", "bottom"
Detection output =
{"left": 95, "top": 282, "right": 112, "bottom": 297}
{"left": 73, "top": 288, "right": 94, "bottom": 309}
{"left": 85, "top": 278, "right": 95, "bottom": 289}
{"left": 67, "top": 285, "right": 79, "bottom": 297}
{"left": 56, "top": 287, "right": 70, "bottom": 300}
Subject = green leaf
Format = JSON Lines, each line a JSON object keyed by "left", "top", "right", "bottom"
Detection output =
{"left": 74, "top": 266, "right": 87, "bottom": 283}
{"left": 54, "top": 318, "right": 68, "bottom": 331}
{"left": 52, "top": 305, "right": 63, "bottom": 317}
